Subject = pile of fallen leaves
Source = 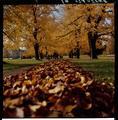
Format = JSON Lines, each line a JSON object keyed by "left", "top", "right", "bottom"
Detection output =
{"left": 3, "top": 60, "right": 114, "bottom": 118}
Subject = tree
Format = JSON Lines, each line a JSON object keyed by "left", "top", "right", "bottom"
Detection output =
{"left": 57, "top": 4, "right": 114, "bottom": 59}
{"left": 3, "top": 5, "right": 58, "bottom": 60}
{"left": 4, "top": 4, "right": 114, "bottom": 59}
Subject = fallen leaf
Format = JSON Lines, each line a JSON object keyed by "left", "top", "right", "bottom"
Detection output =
{"left": 16, "top": 107, "right": 24, "bottom": 117}
{"left": 49, "top": 85, "right": 64, "bottom": 94}
{"left": 29, "top": 105, "right": 41, "bottom": 112}
{"left": 65, "top": 105, "right": 77, "bottom": 113}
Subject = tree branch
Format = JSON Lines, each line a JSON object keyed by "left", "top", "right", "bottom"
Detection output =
{"left": 56, "top": 30, "right": 74, "bottom": 38}
{"left": 9, "top": 6, "right": 32, "bottom": 30}
{"left": 67, "top": 16, "right": 83, "bottom": 26}
{"left": 3, "top": 31, "right": 15, "bottom": 42}
{"left": 97, "top": 31, "right": 113, "bottom": 37}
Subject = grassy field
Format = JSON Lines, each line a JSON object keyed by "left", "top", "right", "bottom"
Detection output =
{"left": 4, "top": 59, "right": 43, "bottom": 69}
{"left": 72, "top": 60, "right": 114, "bottom": 82}
{"left": 3, "top": 59, "right": 43, "bottom": 71}
{"left": 70, "top": 55, "right": 115, "bottom": 82}
{"left": 3, "top": 55, "right": 114, "bottom": 82}
{"left": 3, "top": 59, "right": 44, "bottom": 76}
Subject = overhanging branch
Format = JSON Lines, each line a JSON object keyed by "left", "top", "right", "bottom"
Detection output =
{"left": 98, "top": 31, "right": 113, "bottom": 37}
{"left": 3, "top": 31, "right": 15, "bottom": 42}
{"left": 55, "top": 16, "right": 82, "bottom": 39}
{"left": 9, "top": 6, "right": 32, "bottom": 30}
{"left": 68, "top": 16, "right": 83, "bottom": 26}
{"left": 56, "top": 30, "right": 74, "bottom": 38}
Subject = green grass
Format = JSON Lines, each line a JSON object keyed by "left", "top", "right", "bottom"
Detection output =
{"left": 3, "top": 58, "right": 44, "bottom": 65}
{"left": 3, "top": 55, "right": 114, "bottom": 83}
{"left": 71, "top": 59, "right": 114, "bottom": 83}
{"left": 3, "top": 59, "right": 44, "bottom": 75}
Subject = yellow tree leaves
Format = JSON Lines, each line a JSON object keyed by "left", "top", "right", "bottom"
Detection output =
{"left": 3, "top": 5, "right": 58, "bottom": 56}
{"left": 3, "top": 4, "right": 114, "bottom": 56}
{"left": 57, "top": 4, "right": 114, "bottom": 55}
{"left": 81, "top": 32, "right": 90, "bottom": 53}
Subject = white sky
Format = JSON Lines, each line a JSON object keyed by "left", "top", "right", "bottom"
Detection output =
{"left": 52, "top": 5, "right": 65, "bottom": 22}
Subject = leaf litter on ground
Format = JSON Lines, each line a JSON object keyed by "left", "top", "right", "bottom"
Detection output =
{"left": 3, "top": 60, "right": 114, "bottom": 118}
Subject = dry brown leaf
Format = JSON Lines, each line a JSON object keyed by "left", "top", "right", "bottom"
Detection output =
{"left": 29, "top": 105, "right": 41, "bottom": 112}
{"left": 65, "top": 105, "right": 77, "bottom": 113}
{"left": 16, "top": 108, "right": 24, "bottom": 117}
{"left": 49, "top": 85, "right": 64, "bottom": 94}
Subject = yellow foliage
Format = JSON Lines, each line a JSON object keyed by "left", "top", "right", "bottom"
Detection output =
{"left": 3, "top": 4, "right": 114, "bottom": 56}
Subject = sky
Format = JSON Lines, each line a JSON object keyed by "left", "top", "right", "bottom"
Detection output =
{"left": 52, "top": 5, "right": 65, "bottom": 22}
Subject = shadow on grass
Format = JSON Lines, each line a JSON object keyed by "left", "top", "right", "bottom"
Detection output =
{"left": 3, "top": 63, "right": 34, "bottom": 71}
{"left": 3, "top": 59, "right": 43, "bottom": 71}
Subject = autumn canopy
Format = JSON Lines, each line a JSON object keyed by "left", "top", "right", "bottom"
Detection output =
{"left": 3, "top": 4, "right": 114, "bottom": 59}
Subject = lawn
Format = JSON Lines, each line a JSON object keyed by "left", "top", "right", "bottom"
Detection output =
{"left": 4, "top": 58, "right": 44, "bottom": 69}
{"left": 3, "top": 55, "right": 115, "bottom": 82}
{"left": 72, "top": 60, "right": 114, "bottom": 82}
{"left": 70, "top": 55, "right": 114, "bottom": 82}
{"left": 3, "top": 58, "right": 44, "bottom": 76}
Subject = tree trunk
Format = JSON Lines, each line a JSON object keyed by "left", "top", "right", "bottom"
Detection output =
{"left": 34, "top": 42, "right": 39, "bottom": 60}
{"left": 69, "top": 50, "right": 73, "bottom": 58}
{"left": 32, "top": 6, "right": 40, "bottom": 60}
{"left": 33, "top": 28, "right": 40, "bottom": 60}
{"left": 75, "top": 41, "right": 80, "bottom": 59}
{"left": 76, "top": 48, "right": 80, "bottom": 59}
{"left": 45, "top": 47, "right": 48, "bottom": 59}
{"left": 88, "top": 32, "right": 98, "bottom": 59}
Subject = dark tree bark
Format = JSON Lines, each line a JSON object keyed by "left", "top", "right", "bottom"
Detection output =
{"left": 88, "top": 31, "right": 98, "bottom": 59}
{"left": 34, "top": 42, "right": 40, "bottom": 60}
{"left": 96, "top": 45, "right": 106, "bottom": 55}
{"left": 53, "top": 52, "right": 59, "bottom": 59}
{"left": 40, "top": 52, "right": 44, "bottom": 59}
{"left": 32, "top": 6, "right": 40, "bottom": 60}
{"left": 87, "top": 14, "right": 103, "bottom": 59}
{"left": 75, "top": 41, "right": 80, "bottom": 59}
{"left": 45, "top": 47, "right": 48, "bottom": 59}
{"left": 69, "top": 50, "right": 73, "bottom": 58}
{"left": 33, "top": 28, "right": 40, "bottom": 60}
{"left": 76, "top": 48, "right": 80, "bottom": 59}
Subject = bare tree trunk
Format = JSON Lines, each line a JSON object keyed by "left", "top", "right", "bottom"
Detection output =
{"left": 32, "top": 5, "right": 40, "bottom": 60}
{"left": 75, "top": 41, "right": 80, "bottom": 59}
{"left": 88, "top": 32, "right": 98, "bottom": 59}
{"left": 76, "top": 48, "right": 80, "bottom": 59}
{"left": 33, "top": 27, "right": 40, "bottom": 60}
{"left": 34, "top": 42, "right": 39, "bottom": 60}
{"left": 45, "top": 47, "right": 48, "bottom": 59}
{"left": 69, "top": 50, "right": 73, "bottom": 58}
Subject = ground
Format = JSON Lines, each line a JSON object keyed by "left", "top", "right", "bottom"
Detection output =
{"left": 3, "top": 55, "right": 114, "bottom": 83}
